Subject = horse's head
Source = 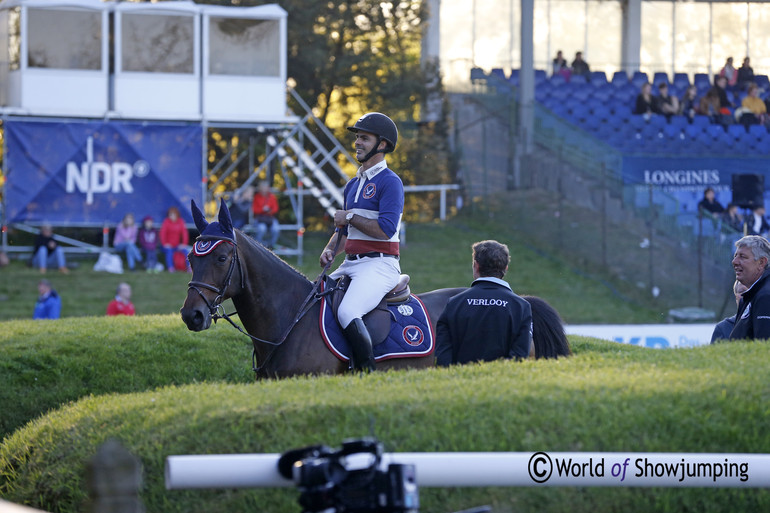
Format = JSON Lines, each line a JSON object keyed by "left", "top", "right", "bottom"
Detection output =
{"left": 180, "top": 198, "right": 242, "bottom": 331}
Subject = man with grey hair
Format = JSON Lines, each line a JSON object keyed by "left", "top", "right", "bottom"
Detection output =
{"left": 730, "top": 235, "right": 770, "bottom": 340}
{"left": 436, "top": 240, "right": 532, "bottom": 366}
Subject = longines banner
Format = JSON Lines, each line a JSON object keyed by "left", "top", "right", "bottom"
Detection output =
{"left": 621, "top": 155, "right": 769, "bottom": 193}
{"left": 4, "top": 120, "right": 202, "bottom": 225}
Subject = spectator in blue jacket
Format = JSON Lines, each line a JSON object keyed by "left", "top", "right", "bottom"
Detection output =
{"left": 33, "top": 279, "right": 61, "bottom": 320}
{"left": 436, "top": 240, "right": 532, "bottom": 366}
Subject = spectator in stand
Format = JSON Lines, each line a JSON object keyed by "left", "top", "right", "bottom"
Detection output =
{"left": 655, "top": 82, "right": 679, "bottom": 119}
{"left": 729, "top": 235, "right": 770, "bottom": 340}
{"left": 160, "top": 206, "right": 189, "bottom": 272}
{"left": 745, "top": 206, "right": 770, "bottom": 237}
{"left": 552, "top": 50, "right": 570, "bottom": 80}
{"left": 719, "top": 57, "right": 738, "bottom": 88}
{"left": 33, "top": 224, "right": 68, "bottom": 274}
{"left": 680, "top": 85, "right": 700, "bottom": 122}
{"left": 699, "top": 88, "right": 726, "bottom": 125}
{"left": 737, "top": 57, "right": 755, "bottom": 91}
{"left": 138, "top": 216, "right": 160, "bottom": 272}
{"left": 698, "top": 187, "right": 725, "bottom": 217}
{"left": 634, "top": 82, "right": 657, "bottom": 116}
{"left": 570, "top": 51, "right": 590, "bottom": 80}
{"left": 712, "top": 75, "right": 734, "bottom": 109}
{"left": 436, "top": 240, "right": 532, "bottom": 366}
{"left": 739, "top": 83, "right": 767, "bottom": 126}
{"left": 113, "top": 213, "right": 142, "bottom": 272}
{"left": 229, "top": 185, "right": 255, "bottom": 230}
{"left": 33, "top": 279, "right": 61, "bottom": 320}
{"left": 106, "top": 282, "right": 135, "bottom": 316}
{"left": 723, "top": 203, "right": 745, "bottom": 233}
{"left": 711, "top": 280, "right": 749, "bottom": 343}
{"left": 251, "top": 180, "right": 280, "bottom": 250}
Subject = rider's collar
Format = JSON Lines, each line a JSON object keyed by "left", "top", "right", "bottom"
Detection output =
{"left": 356, "top": 160, "right": 387, "bottom": 180}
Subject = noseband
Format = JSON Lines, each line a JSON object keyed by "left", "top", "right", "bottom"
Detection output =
{"left": 187, "top": 237, "right": 243, "bottom": 318}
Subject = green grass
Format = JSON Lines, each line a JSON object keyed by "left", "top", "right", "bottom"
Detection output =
{"left": 0, "top": 315, "right": 253, "bottom": 438}
{"left": 2, "top": 339, "right": 769, "bottom": 513}
{"left": 0, "top": 206, "right": 669, "bottom": 324}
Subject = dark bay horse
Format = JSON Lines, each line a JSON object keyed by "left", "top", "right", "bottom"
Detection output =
{"left": 180, "top": 199, "right": 464, "bottom": 378}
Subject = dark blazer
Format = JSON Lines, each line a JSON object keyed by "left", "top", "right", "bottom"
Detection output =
{"left": 436, "top": 278, "right": 532, "bottom": 366}
{"left": 730, "top": 268, "right": 770, "bottom": 341}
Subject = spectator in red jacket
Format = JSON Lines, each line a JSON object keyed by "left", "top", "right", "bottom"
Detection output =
{"left": 251, "top": 180, "right": 280, "bottom": 249}
{"left": 160, "top": 206, "right": 189, "bottom": 272}
{"left": 106, "top": 282, "right": 135, "bottom": 316}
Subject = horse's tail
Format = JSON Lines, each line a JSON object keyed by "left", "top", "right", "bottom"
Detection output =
{"left": 523, "top": 295, "right": 572, "bottom": 359}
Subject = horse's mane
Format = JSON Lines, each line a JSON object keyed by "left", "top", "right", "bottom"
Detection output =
{"left": 235, "top": 229, "right": 312, "bottom": 285}
{"left": 522, "top": 295, "right": 571, "bottom": 359}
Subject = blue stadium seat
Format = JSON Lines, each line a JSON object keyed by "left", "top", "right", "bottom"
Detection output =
{"left": 535, "top": 69, "right": 547, "bottom": 83}
{"left": 673, "top": 72, "right": 691, "bottom": 90}
{"left": 509, "top": 69, "right": 520, "bottom": 86}
{"left": 549, "top": 73, "right": 566, "bottom": 88}
{"left": 749, "top": 124, "right": 768, "bottom": 141}
{"left": 727, "top": 123, "right": 749, "bottom": 141}
{"left": 755, "top": 74, "right": 770, "bottom": 91}
{"left": 490, "top": 68, "right": 507, "bottom": 81}
{"left": 653, "top": 72, "right": 669, "bottom": 86}
{"left": 470, "top": 67, "right": 487, "bottom": 82}
{"left": 590, "top": 71, "right": 607, "bottom": 84}
{"left": 592, "top": 105, "right": 612, "bottom": 121}
{"left": 570, "top": 74, "right": 588, "bottom": 85}
{"left": 691, "top": 115, "right": 710, "bottom": 130}
{"left": 669, "top": 115, "right": 688, "bottom": 130}
{"left": 611, "top": 71, "right": 629, "bottom": 87}
{"left": 631, "top": 71, "right": 649, "bottom": 88}
{"left": 694, "top": 73, "right": 711, "bottom": 90}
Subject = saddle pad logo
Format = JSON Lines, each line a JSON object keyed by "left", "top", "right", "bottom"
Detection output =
{"left": 403, "top": 325, "right": 424, "bottom": 346}
{"left": 193, "top": 239, "right": 226, "bottom": 256}
{"left": 398, "top": 304, "right": 414, "bottom": 316}
{"left": 363, "top": 183, "right": 376, "bottom": 199}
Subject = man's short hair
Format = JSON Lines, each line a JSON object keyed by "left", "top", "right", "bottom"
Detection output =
{"left": 472, "top": 240, "right": 510, "bottom": 279}
{"left": 735, "top": 235, "right": 770, "bottom": 262}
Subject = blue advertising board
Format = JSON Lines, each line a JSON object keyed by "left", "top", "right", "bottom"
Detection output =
{"left": 4, "top": 120, "right": 202, "bottom": 225}
{"left": 621, "top": 155, "right": 770, "bottom": 208}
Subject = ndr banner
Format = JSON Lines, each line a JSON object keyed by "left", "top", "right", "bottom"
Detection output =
{"left": 4, "top": 120, "right": 202, "bottom": 225}
{"left": 565, "top": 324, "right": 716, "bottom": 348}
{"left": 621, "top": 155, "right": 769, "bottom": 193}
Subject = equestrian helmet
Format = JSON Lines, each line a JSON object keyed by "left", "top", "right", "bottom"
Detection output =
{"left": 346, "top": 112, "right": 398, "bottom": 152}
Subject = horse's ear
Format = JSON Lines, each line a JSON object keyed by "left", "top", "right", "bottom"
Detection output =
{"left": 191, "top": 200, "right": 208, "bottom": 234}
{"left": 217, "top": 197, "right": 235, "bottom": 236}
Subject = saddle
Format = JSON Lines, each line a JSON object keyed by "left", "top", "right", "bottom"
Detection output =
{"left": 323, "top": 274, "right": 411, "bottom": 346}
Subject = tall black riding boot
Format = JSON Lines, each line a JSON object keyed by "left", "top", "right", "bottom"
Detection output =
{"left": 343, "top": 318, "right": 376, "bottom": 372}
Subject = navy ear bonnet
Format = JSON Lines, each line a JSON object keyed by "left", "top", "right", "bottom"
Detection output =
{"left": 191, "top": 198, "right": 236, "bottom": 244}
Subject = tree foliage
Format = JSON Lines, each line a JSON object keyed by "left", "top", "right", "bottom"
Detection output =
{"left": 203, "top": 0, "right": 456, "bottom": 221}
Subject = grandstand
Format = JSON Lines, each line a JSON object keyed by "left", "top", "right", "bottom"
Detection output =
{"left": 474, "top": 67, "right": 770, "bottom": 156}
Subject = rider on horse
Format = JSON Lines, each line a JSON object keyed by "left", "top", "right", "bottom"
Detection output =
{"left": 319, "top": 112, "right": 404, "bottom": 372}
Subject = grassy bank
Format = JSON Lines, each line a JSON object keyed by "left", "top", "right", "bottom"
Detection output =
{"left": 0, "top": 315, "right": 253, "bottom": 438}
{"left": 2, "top": 338, "right": 769, "bottom": 513}
{"left": 0, "top": 209, "right": 667, "bottom": 324}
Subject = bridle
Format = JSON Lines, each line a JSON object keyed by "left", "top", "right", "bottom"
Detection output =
{"left": 186, "top": 232, "right": 342, "bottom": 377}
{"left": 187, "top": 236, "right": 243, "bottom": 319}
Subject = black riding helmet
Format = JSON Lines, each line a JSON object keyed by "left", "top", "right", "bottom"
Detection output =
{"left": 346, "top": 112, "right": 398, "bottom": 163}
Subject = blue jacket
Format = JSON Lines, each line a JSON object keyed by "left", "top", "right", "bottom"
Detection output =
{"left": 34, "top": 290, "right": 61, "bottom": 320}
{"left": 436, "top": 278, "right": 532, "bottom": 366}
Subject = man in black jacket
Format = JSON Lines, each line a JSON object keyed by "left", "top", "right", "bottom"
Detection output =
{"left": 435, "top": 240, "right": 532, "bottom": 366}
{"left": 730, "top": 235, "right": 770, "bottom": 341}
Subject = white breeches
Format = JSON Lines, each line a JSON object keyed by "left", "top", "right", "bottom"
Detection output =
{"left": 329, "top": 256, "right": 401, "bottom": 328}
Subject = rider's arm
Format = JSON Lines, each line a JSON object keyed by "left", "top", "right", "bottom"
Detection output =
{"left": 319, "top": 231, "right": 346, "bottom": 267}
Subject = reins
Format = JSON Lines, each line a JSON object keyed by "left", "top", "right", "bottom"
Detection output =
{"left": 187, "top": 231, "right": 343, "bottom": 376}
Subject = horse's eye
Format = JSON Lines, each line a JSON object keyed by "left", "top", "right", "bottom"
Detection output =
{"left": 218, "top": 255, "right": 228, "bottom": 263}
